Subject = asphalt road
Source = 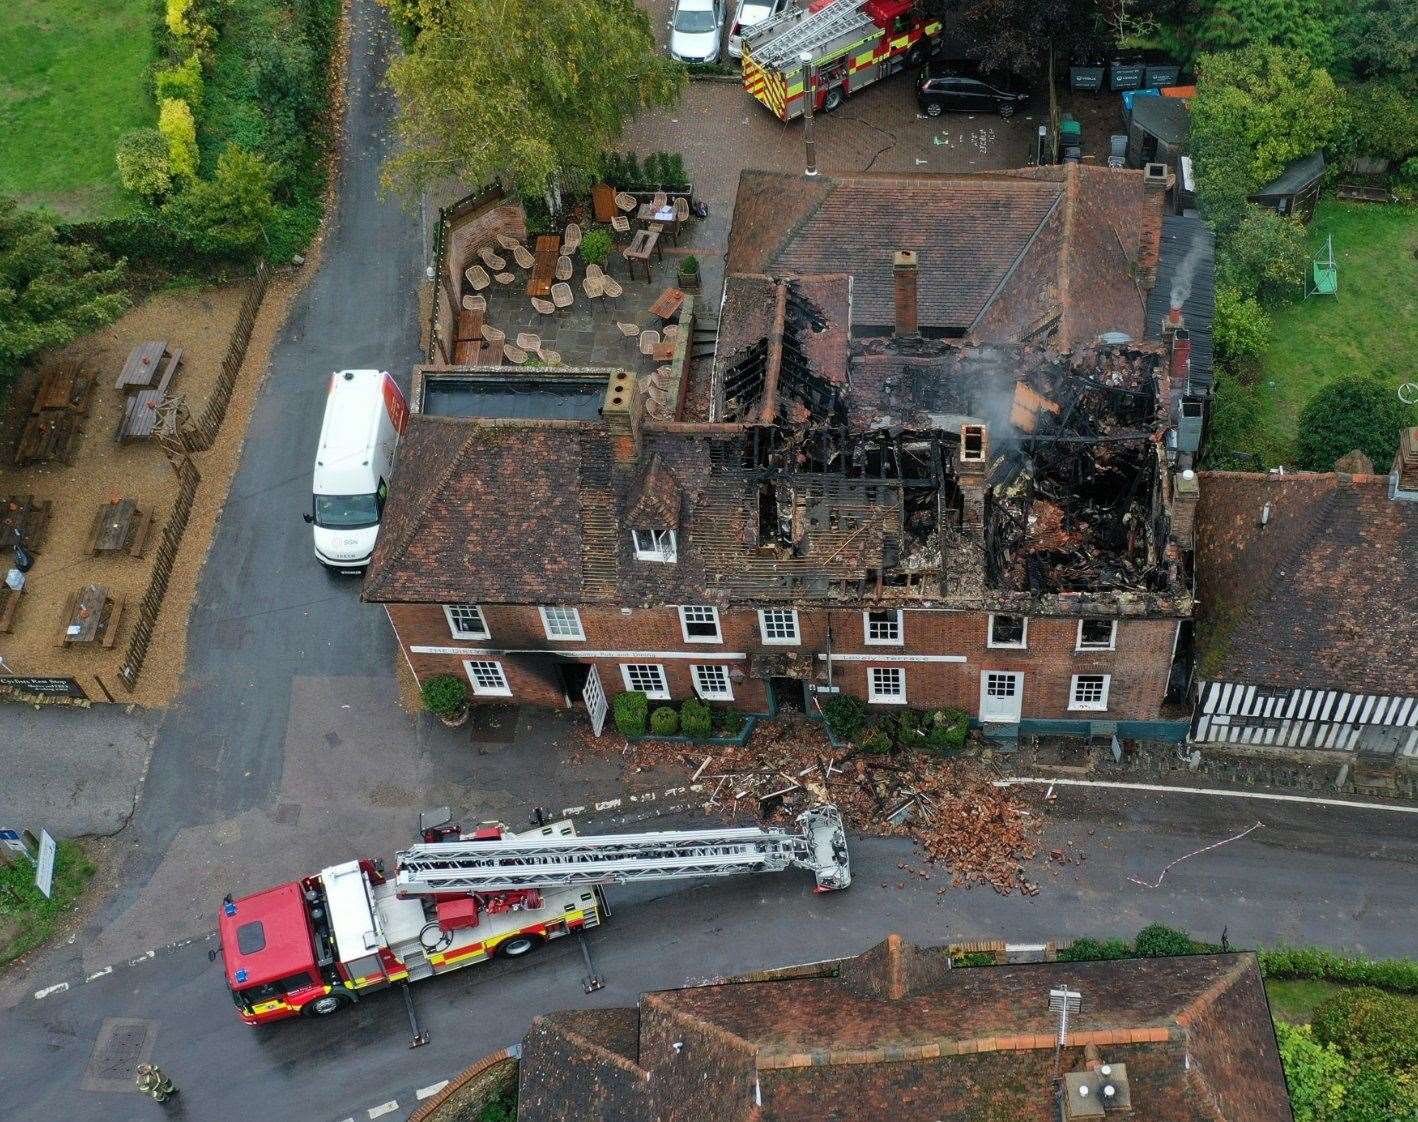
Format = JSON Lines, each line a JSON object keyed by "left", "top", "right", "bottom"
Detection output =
{"left": 5, "top": 789, "right": 1417, "bottom": 1122}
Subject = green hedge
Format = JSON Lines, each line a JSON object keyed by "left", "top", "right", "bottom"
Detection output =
{"left": 650, "top": 706, "right": 679, "bottom": 736}
{"left": 1259, "top": 946, "right": 1418, "bottom": 995}
{"left": 680, "top": 698, "right": 712, "bottom": 739}
{"left": 613, "top": 691, "right": 648, "bottom": 736}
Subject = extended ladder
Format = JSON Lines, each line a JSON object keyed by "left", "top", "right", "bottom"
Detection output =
{"left": 750, "top": 0, "right": 875, "bottom": 69}
{"left": 395, "top": 805, "right": 851, "bottom": 894}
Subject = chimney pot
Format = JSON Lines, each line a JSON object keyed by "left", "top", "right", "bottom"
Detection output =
{"left": 1171, "top": 468, "right": 1199, "bottom": 549}
{"left": 603, "top": 370, "right": 644, "bottom": 465}
{"left": 893, "top": 250, "right": 919, "bottom": 337}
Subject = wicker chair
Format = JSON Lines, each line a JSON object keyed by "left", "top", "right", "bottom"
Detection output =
{"left": 496, "top": 233, "right": 520, "bottom": 251}
{"left": 461, "top": 294, "right": 481, "bottom": 311}
{"left": 480, "top": 324, "right": 505, "bottom": 344}
{"left": 602, "top": 276, "right": 624, "bottom": 302}
{"left": 538, "top": 348, "right": 562, "bottom": 366}
{"left": 550, "top": 282, "right": 574, "bottom": 312}
{"left": 582, "top": 274, "right": 605, "bottom": 310}
{"left": 616, "top": 321, "right": 641, "bottom": 338}
{"left": 662, "top": 323, "right": 679, "bottom": 339}
{"left": 651, "top": 191, "right": 668, "bottom": 210}
{"left": 638, "top": 329, "right": 661, "bottom": 356}
{"left": 585, "top": 263, "right": 605, "bottom": 281}
{"left": 494, "top": 271, "right": 516, "bottom": 285}
{"left": 515, "top": 332, "right": 541, "bottom": 353}
{"left": 674, "top": 196, "right": 691, "bottom": 224}
{"left": 562, "top": 223, "right": 582, "bottom": 255}
{"left": 555, "top": 255, "right": 573, "bottom": 282}
{"left": 465, "top": 265, "right": 491, "bottom": 292}
{"left": 503, "top": 343, "right": 529, "bottom": 365}
{"left": 512, "top": 244, "right": 535, "bottom": 270}
{"left": 615, "top": 191, "right": 637, "bottom": 213}
{"left": 610, "top": 214, "right": 631, "bottom": 236}
{"left": 478, "top": 245, "right": 507, "bottom": 271}
{"left": 531, "top": 296, "right": 556, "bottom": 316}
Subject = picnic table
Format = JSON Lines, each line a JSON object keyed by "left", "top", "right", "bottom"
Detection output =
{"left": 117, "top": 341, "right": 182, "bottom": 392}
{"left": 1, "top": 494, "right": 53, "bottom": 554}
{"left": 57, "top": 583, "right": 125, "bottom": 649}
{"left": 637, "top": 203, "right": 680, "bottom": 244}
{"left": 624, "top": 229, "right": 661, "bottom": 283}
{"left": 15, "top": 413, "right": 82, "bottom": 466}
{"left": 652, "top": 341, "right": 677, "bottom": 363}
{"left": 649, "top": 287, "right": 685, "bottom": 322}
{"left": 32, "top": 360, "right": 94, "bottom": 415}
{"left": 87, "top": 497, "right": 152, "bottom": 558}
{"left": 527, "top": 235, "right": 562, "bottom": 298}
{"left": 117, "top": 389, "right": 168, "bottom": 443}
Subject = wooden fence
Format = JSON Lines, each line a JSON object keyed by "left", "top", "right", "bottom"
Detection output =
{"left": 117, "top": 455, "right": 201, "bottom": 691}
{"left": 191, "top": 262, "right": 270, "bottom": 450}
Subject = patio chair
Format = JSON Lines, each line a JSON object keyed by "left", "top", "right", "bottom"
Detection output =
{"left": 615, "top": 192, "right": 637, "bottom": 213}
{"left": 582, "top": 274, "right": 605, "bottom": 311}
{"left": 586, "top": 263, "right": 605, "bottom": 281}
{"left": 652, "top": 191, "right": 668, "bottom": 210}
{"left": 602, "top": 277, "right": 624, "bottom": 302}
{"left": 550, "top": 282, "right": 574, "bottom": 313}
{"left": 555, "top": 255, "right": 573, "bottom": 282}
{"left": 496, "top": 233, "right": 520, "bottom": 251}
{"left": 515, "top": 332, "right": 542, "bottom": 353}
{"left": 494, "top": 271, "right": 516, "bottom": 285}
{"left": 503, "top": 343, "right": 529, "bottom": 365}
{"left": 531, "top": 296, "right": 556, "bottom": 316}
{"left": 616, "top": 321, "right": 641, "bottom": 338}
{"left": 465, "top": 294, "right": 487, "bottom": 313}
{"left": 538, "top": 348, "right": 562, "bottom": 366}
{"left": 638, "top": 329, "right": 661, "bottom": 356}
{"left": 611, "top": 214, "right": 631, "bottom": 237}
{"left": 563, "top": 223, "right": 582, "bottom": 255}
{"left": 465, "top": 265, "right": 491, "bottom": 292}
{"left": 479, "top": 245, "right": 507, "bottom": 271}
{"left": 674, "top": 196, "right": 690, "bottom": 224}
{"left": 512, "top": 245, "right": 535, "bottom": 270}
{"left": 662, "top": 323, "right": 679, "bottom": 339}
{"left": 480, "top": 324, "right": 505, "bottom": 345}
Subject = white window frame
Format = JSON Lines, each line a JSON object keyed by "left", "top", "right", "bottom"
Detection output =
{"left": 620, "top": 662, "right": 670, "bottom": 700}
{"left": 868, "top": 666, "right": 907, "bottom": 705}
{"left": 987, "top": 613, "right": 1028, "bottom": 649}
{"left": 463, "top": 659, "right": 511, "bottom": 697}
{"left": 631, "top": 529, "right": 678, "bottom": 563}
{"left": 1069, "top": 673, "right": 1111, "bottom": 712}
{"left": 863, "top": 609, "right": 903, "bottom": 646}
{"left": 443, "top": 604, "right": 490, "bottom": 641}
{"left": 692, "top": 664, "right": 734, "bottom": 701}
{"left": 539, "top": 606, "right": 585, "bottom": 642}
{"left": 678, "top": 605, "right": 722, "bottom": 644}
{"left": 1076, "top": 619, "right": 1118, "bottom": 652}
{"left": 757, "top": 608, "right": 800, "bottom": 646}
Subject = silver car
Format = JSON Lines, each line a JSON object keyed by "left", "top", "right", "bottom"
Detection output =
{"left": 728, "top": 0, "right": 791, "bottom": 58}
{"left": 668, "top": 0, "right": 725, "bottom": 63}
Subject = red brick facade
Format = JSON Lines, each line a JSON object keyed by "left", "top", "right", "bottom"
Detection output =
{"left": 388, "top": 602, "right": 1181, "bottom": 723}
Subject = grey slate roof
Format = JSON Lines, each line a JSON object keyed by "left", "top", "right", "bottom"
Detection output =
{"left": 1145, "top": 215, "right": 1215, "bottom": 392}
{"left": 1252, "top": 151, "right": 1326, "bottom": 199}
{"left": 1130, "top": 95, "right": 1191, "bottom": 145}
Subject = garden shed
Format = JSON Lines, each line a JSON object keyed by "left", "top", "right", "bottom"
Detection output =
{"left": 1126, "top": 94, "right": 1190, "bottom": 169}
{"left": 1248, "top": 151, "right": 1325, "bottom": 222}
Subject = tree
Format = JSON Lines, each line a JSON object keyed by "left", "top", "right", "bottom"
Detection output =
{"left": 1193, "top": 0, "right": 1340, "bottom": 67}
{"left": 380, "top": 0, "right": 683, "bottom": 198}
{"left": 164, "top": 145, "right": 277, "bottom": 258}
{"left": 0, "top": 198, "right": 128, "bottom": 389}
{"left": 1212, "top": 285, "right": 1271, "bottom": 371}
{"left": 1294, "top": 375, "right": 1414, "bottom": 471}
{"left": 1335, "top": 0, "right": 1418, "bottom": 80}
{"left": 1217, "top": 209, "right": 1311, "bottom": 302}
{"left": 1274, "top": 1022, "right": 1349, "bottom": 1122}
{"left": 1338, "top": 81, "right": 1418, "bottom": 166}
{"left": 115, "top": 128, "right": 174, "bottom": 201}
{"left": 954, "top": 0, "right": 1096, "bottom": 78}
{"left": 158, "top": 97, "right": 200, "bottom": 181}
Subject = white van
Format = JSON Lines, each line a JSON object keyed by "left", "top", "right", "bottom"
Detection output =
{"left": 304, "top": 369, "right": 407, "bottom": 574}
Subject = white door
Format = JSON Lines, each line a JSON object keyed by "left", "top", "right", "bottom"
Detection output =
{"left": 582, "top": 665, "right": 608, "bottom": 736}
{"left": 979, "top": 671, "right": 1023, "bottom": 723}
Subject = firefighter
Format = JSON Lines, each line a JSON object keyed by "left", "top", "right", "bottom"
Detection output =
{"left": 136, "top": 1063, "right": 178, "bottom": 1102}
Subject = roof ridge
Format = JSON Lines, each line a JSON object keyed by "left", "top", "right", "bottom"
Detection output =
{"left": 1055, "top": 162, "right": 1080, "bottom": 348}
{"left": 534, "top": 1015, "right": 650, "bottom": 1081}
{"left": 1173, "top": 955, "right": 1254, "bottom": 1028}
{"left": 640, "top": 992, "right": 760, "bottom": 1056}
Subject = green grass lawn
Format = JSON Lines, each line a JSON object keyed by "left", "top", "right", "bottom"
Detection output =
{"left": 0, "top": 840, "right": 96, "bottom": 967}
{"left": 1266, "top": 977, "right": 1418, "bottom": 1024}
{"left": 1251, "top": 199, "right": 1418, "bottom": 465}
{"left": 0, "top": 0, "right": 154, "bottom": 220}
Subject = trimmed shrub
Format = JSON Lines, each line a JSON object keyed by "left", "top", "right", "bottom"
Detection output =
{"left": 613, "top": 691, "right": 648, "bottom": 736}
{"left": 158, "top": 98, "right": 199, "bottom": 180}
{"left": 155, "top": 53, "right": 204, "bottom": 116}
{"left": 649, "top": 706, "right": 679, "bottom": 736}
{"left": 1335, "top": 1067, "right": 1418, "bottom": 1122}
{"left": 713, "top": 707, "right": 746, "bottom": 738}
{"left": 579, "top": 228, "right": 611, "bottom": 267}
{"left": 895, "top": 708, "right": 928, "bottom": 747}
{"left": 1057, "top": 937, "right": 1135, "bottom": 962}
{"left": 166, "top": 0, "right": 216, "bottom": 53}
{"left": 860, "top": 726, "right": 894, "bottom": 754}
{"left": 1134, "top": 924, "right": 1200, "bottom": 957}
{"left": 421, "top": 674, "right": 467, "bottom": 718}
{"left": 680, "top": 698, "right": 712, "bottom": 739}
{"left": 1311, "top": 987, "right": 1418, "bottom": 1070}
{"left": 1212, "top": 285, "right": 1272, "bottom": 373}
{"left": 680, "top": 254, "right": 699, "bottom": 275}
{"left": 1295, "top": 375, "right": 1414, "bottom": 472}
{"left": 115, "top": 129, "right": 173, "bottom": 201}
{"left": 822, "top": 695, "right": 868, "bottom": 741}
{"left": 1258, "top": 946, "right": 1418, "bottom": 993}
{"left": 923, "top": 707, "right": 969, "bottom": 752}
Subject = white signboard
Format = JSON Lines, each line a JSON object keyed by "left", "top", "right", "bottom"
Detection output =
{"left": 35, "top": 830, "right": 56, "bottom": 899}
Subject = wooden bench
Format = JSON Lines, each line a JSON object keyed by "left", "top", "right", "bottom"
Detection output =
{"left": 15, "top": 412, "right": 81, "bottom": 466}
{"left": 0, "top": 494, "right": 52, "bottom": 553}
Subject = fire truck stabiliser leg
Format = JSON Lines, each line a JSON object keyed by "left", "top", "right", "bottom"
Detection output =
{"left": 578, "top": 932, "right": 606, "bottom": 994}
{"left": 401, "top": 982, "right": 430, "bottom": 1049}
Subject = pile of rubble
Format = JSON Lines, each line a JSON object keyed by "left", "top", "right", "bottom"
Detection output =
{"left": 624, "top": 715, "right": 1043, "bottom": 895}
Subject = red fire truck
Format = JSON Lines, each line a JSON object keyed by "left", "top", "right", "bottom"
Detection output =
{"left": 219, "top": 806, "right": 851, "bottom": 1023}
{"left": 741, "top": 0, "right": 942, "bottom": 120}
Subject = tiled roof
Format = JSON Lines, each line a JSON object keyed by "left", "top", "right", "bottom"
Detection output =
{"left": 1194, "top": 471, "right": 1418, "bottom": 694}
{"left": 514, "top": 937, "right": 1291, "bottom": 1122}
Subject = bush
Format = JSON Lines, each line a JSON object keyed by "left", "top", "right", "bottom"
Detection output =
{"left": 680, "top": 254, "right": 700, "bottom": 275}
{"left": 860, "top": 726, "right": 894, "bottom": 754}
{"left": 613, "top": 691, "right": 648, "bottom": 736}
{"left": 1135, "top": 924, "right": 1200, "bottom": 957}
{"left": 649, "top": 706, "right": 679, "bottom": 736}
{"left": 155, "top": 53, "right": 204, "bottom": 116}
{"left": 1217, "top": 209, "right": 1311, "bottom": 303}
{"left": 1275, "top": 1022, "right": 1350, "bottom": 1122}
{"left": 1212, "top": 285, "right": 1272, "bottom": 372}
{"left": 420, "top": 674, "right": 467, "bottom": 717}
{"left": 923, "top": 707, "right": 969, "bottom": 752}
{"left": 166, "top": 0, "right": 216, "bottom": 54}
{"left": 822, "top": 695, "right": 868, "bottom": 740}
{"left": 714, "top": 707, "right": 747, "bottom": 738}
{"left": 158, "top": 98, "right": 199, "bottom": 180}
{"left": 115, "top": 129, "right": 174, "bottom": 201}
{"left": 1058, "top": 937, "right": 1135, "bottom": 961}
{"left": 952, "top": 950, "right": 997, "bottom": 966}
{"left": 680, "top": 698, "right": 713, "bottom": 739}
{"left": 1258, "top": 946, "right": 1418, "bottom": 993}
{"left": 579, "top": 228, "right": 611, "bottom": 267}
{"left": 1294, "top": 374, "right": 1414, "bottom": 471}
{"left": 1311, "top": 987, "right": 1418, "bottom": 1070}
{"left": 164, "top": 144, "right": 277, "bottom": 258}
{"left": 1336, "top": 1067, "right": 1418, "bottom": 1122}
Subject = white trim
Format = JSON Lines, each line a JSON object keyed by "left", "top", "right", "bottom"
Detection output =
{"left": 995, "top": 777, "right": 1418, "bottom": 815}
{"left": 757, "top": 607, "right": 800, "bottom": 646}
{"left": 462, "top": 659, "right": 511, "bottom": 697}
{"left": 863, "top": 609, "right": 903, "bottom": 645}
{"left": 412, "top": 645, "right": 748, "bottom": 659}
{"left": 986, "top": 613, "right": 1028, "bottom": 649}
{"left": 814, "top": 652, "right": 965, "bottom": 664}
{"left": 538, "top": 606, "right": 585, "bottom": 642}
{"left": 1068, "top": 673, "right": 1111, "bottom": 711}
{"left": 1075, "top": 619, "right": 1117, "bottom": 652}
{"left": 691, "top": 664, "right": 734, "bottom": 701}
{"left": 442, "top": 603, "right": 489, "bottom": 641}
{"left": 631, "top": 529, "right": 677, "bottom": 563}
{"left": 867, "top": 666, "right": 906, "bottom": 705}
{"left": 678, "top": 605, "right": 723, "bottom": 644}
{"left": 979, "top": 670, "right": 1024, "bottom": 723}
{"left": 620, "top": 662, "right": 669, "bottom": 700}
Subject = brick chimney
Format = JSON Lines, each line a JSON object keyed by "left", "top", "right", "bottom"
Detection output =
{"left": 1171, "top": 468, "right": 1199, "bottom": 548}
{"left": 1138, "top": 163, "right": 1169, "bottom": 290}
{"left": 957, "top": 422, "right": 989, "bottom": 535}
{"left": 893, "top": 250, "right": 919, "bottom": 337}
{"left": 1392, "top": 426, "right": 1418, "bottom": 501}
{"left": 602, "top": 369, "right": 643, "bottom": 465}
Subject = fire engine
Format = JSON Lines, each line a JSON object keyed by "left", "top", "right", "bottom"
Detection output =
{"left": 741, "top": 0, "right": 942, "bottom": 120}
{"left": 219, "top": 805, "right": 851, "bottom": 1024}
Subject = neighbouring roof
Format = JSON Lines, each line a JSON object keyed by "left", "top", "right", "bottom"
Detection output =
{"left": 724, "top": 165, "right": 1163, "bottom": 347}
{"left": 1146, "top": 215, "right": 1215, "bottom": 391}
{"left": 1251, "top": 151, "right": 1326, "bottom": 199}
{"left": 515, "top": 936, "right": 1291, "bottom": 1122}
{"left": 1194, "top": 471, "right": 1418, "bottom": 695}
{"left": 1130, "top": 94, "right": 1191, "bottom": 145}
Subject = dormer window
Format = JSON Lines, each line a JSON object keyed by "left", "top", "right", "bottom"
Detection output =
{"left": 632, "top": 529, "right": 677, "bottom": 563}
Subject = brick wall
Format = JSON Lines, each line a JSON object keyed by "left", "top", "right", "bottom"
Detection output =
{"left": 385, "top": 602, "right": 1181, "bottom": 722}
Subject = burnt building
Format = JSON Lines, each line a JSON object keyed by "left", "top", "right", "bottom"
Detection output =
{"left": 365, "top": 165, "right": 1197, "bottom": 735}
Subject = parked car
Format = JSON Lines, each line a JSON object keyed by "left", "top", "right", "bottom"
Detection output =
{"left": 917, "top": 71, "right": 1030, "bottom": 118}
{"left": 668, "top": 0, "right": 725, "bottom": 63}
{"left": 727, "top": 0, "right": 791, "bottom": 59}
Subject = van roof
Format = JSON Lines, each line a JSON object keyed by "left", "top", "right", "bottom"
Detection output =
{"left": 317, "top": 370, "right": 384, "bottom": 469}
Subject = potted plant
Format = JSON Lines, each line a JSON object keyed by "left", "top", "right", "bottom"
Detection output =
{"left": 580, "top": 228, "right": 612, "bottom": 269}
{"left": 422, "top": 674, "right": 470, "bottom": 727}
{"left": 678, "top": 254, "right": 700, "bottom": 293}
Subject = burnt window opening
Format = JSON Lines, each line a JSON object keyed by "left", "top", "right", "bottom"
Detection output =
{"left": 722, "top": 341, "right": 768, "bottom": 422}
{"left": 990, "top": 614, "right": 1027, "bottom": 647}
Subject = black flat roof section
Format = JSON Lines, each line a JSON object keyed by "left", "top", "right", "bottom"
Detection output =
{"left": 421, "top": 375, "right": 608, "bottom": 421}
{"left": 1146, "top": 215, "right": 1215, "bottom": 392}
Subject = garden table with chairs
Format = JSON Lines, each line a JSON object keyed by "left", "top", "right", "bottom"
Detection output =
{"left": 527, "top": 235, "right": 562, "bottom": 297}
{"left": 57, "top": 583, "right": 124, "bottom": 649}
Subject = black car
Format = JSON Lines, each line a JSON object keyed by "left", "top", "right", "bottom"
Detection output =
{"left": 917, "top": 73, "right": 1030, "bottom": 118}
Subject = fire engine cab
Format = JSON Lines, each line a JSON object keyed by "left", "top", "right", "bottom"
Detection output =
{"left": 741, "top": 0, "right": 942, "bottom": 120}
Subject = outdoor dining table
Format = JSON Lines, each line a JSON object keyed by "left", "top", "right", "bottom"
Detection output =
{"left": 32, "top": 360, "right": 91, "bottom": 414}
{"left": 116, "top": 341, "right": 179, "bottom": 392}
{"left": 648, "top": 286, "right": 685, "bottom": 322}
{"left": 57, "top": 583, "right": 124, "bottom": 649}
{"left": 527, "top": 235, "right": 562, "bottom": 298}
{"left": 624, "top": 229, "right": 661, "bottom": 283}
{"left": 87, "top": 497, "right": 152, "bottom": 558}
{"left": 651, "top": 340, "right": 677, "bottom": 363}
{"left": 636, "top": 203, "right": 680, "bottom": 243}
{"left": 1, "top": 494, "right": 51, "bottom": 554}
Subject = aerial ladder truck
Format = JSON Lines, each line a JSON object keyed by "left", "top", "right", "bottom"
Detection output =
{"left": 218, "top": 806, "right": 850, "bottom": 1024}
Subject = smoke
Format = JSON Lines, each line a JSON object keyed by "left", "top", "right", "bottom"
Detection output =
{"left": 959, "top": 346, "right": 1020, "bottom": 440}
{"left": 1168, "top": 226, "right": 1208, "bottom": 309}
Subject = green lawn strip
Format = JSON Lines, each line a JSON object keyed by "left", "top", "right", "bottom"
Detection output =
{"left": 1252, "top": 199, "right": 1418, "bottom": 465}
{"left": 0, "top": 0, "right": 154, "bottom": 220}
{"left": 0, "top": 841, "right": 97, "bottom": 968}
